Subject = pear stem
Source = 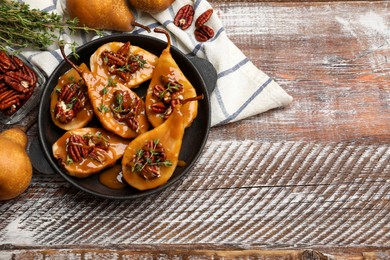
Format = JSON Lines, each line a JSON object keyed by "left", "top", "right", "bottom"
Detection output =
{"left": 59, "top": 44, "right": 83, "bottom": 75}
{"left": 181, "top": 94, "right": 204, "bottom": 105}
{"left": 154, "top": 28, "right": 171, "bottom": 50}
{"left": 131, "top": 21, "right": 151, "bottom": 33}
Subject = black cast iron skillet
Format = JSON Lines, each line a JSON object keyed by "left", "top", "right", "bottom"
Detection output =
{"left": 37, "top": 33, "right": 217, "bottom": 200}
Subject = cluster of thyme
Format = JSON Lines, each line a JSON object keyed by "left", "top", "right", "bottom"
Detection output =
{"left": 0, "top": 0, "right": 102, "bottom": 54}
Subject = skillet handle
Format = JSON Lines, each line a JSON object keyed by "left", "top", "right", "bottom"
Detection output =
{"left": 186, "top": 55, "right": 217, "bottom": 95}
{"left": 28, "top": 138, "right": 54, "bottom": 174}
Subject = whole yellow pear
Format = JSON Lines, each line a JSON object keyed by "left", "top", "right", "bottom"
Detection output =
{"left": 128, "top": 0, "right": 175, "bottom": 13}
{"left": 0, "top": 129, "right": 32, "bottom": 201}
{"left": 0, "top": 128, "right": 28, "bottom": 148}
{"left": 66, "top": 0, "right": 136, "bottom": 31}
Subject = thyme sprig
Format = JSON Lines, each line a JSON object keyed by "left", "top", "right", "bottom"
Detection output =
{"left": 0, "top": 0, "right": 102, "bottom": 54}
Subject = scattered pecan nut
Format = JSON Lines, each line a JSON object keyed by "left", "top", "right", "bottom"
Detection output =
{"left": 195, "top": 9, "right": 213, "bottom": 28}
{"left": 194, "top": 25, "right": 215, "bottom": 42}
{"left": 174, "top": 4, "right": 195, "bottom": 30}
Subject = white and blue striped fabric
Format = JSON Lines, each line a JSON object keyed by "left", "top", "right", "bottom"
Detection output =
{"left": 21, "top": 0, "right": 292, "bottom": 127}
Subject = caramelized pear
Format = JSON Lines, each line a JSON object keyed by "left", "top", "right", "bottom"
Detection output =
{"left": 145, "top": 28, "right": 198, "bottom": 128}
{"left": 60, "top": 46, "right": 149, "bottom": 139}
{"left": 50, "top": 63, "right": 94, "bottom": 131}
{"left": 122, "top": 105, "right": 185, "bottom": 190}
{"left": 85, "top": 73, "right": 150, "bottom": 138}
{"left": 90, "top": 42, "right": 158, "bottom": 89}
{"left": 52, "top": 128, "right": 130, "bottom": 178}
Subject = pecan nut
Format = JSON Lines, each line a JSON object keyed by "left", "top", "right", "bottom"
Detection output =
{"left": 55, "top": 83, "right": 88, "bottom": 124}
{"left": 195, "top": 9, "right": 213, "bottom": 28}
{"left": 0, "top": 51, "right": 38, "bottom": 115}
{"left": 101, "top": 42, "right": 146, "bottom": 82}
{"left": 0, "top": 91, "right": 24, "bottom": 110}
{"left": 0, "top": 51, "right": 16, "bottom": 72}
{"left": 153, "top": 84, "right": 166, "bottom": 98}
{"left": 151, "top": 103, "right": 167, "bottom": 114}
{"left": 54, "top": 106, "right": 75, "bottom": 124}
{"left": 194, "top": 25, "right": 215, "bottom": 42}
{"left": 67, "top": 135, "right": 89, "bottom": 162}
{"left": 111, "top": 90, "right": 141, "bottom": 131}
{"left": 131, "top": 140, "right": 169, "bottom": 180}
{"left": 174, "top": 4, "right": 194, "bottom": 30}
{"left": 66, "top": 132, "right": 110, "bottom": 164}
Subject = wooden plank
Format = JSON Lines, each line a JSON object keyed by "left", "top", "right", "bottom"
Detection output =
{"left": 0, "top": 0, "right": 389, "bottom": 256}
{"left": 0, "top": 248, "right": 305, "bottom": 260}
{"left": 0, "top": 141, "right": 389, "bottom": 246}
{"left": 1, "top": 248, "right": 390, "bottom": 259}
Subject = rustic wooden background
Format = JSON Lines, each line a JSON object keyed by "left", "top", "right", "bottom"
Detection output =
{"left": 1, "top": 0, "right": 389, "bottom": 259}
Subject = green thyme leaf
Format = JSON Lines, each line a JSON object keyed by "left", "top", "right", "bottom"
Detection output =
{"left": 107, "top": 77, "right": 117, "bottom": 87}
{"left": 0, "top": 0, "right": 101, "bottom": 55}
{"left": 102, "top": 87, "right": 108, "bottom": 95}
{"left": 66, "top": 155, "right": 74, "bottom": 165}
{"left": 98, "top": 104, "right": 109, "bottom": 113}
{"left": 162, "top": 160, "right": 173, "bottom": 167}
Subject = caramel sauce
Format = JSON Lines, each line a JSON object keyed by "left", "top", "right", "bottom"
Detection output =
{"left": 52, "top": 128, "right": 129, "bottom": 178}
{"left": 177, "top": 160, "right": 187, "bottom": 167}
{"left": 50, "top": 63, "right": 94, "bottom": 131}
{"left": 99, "top": 165, "right": 128, "bottom": 190}
{"left": 145, "top": 56, "right": 198, "bottom": 129}
{"left": 122, "top": 106, "right": 185, "bottom": 191}
{"left": 90, "top": 42, "right": 158, "bottom": 89}
{"left": 84, "top": 72, "right": 150, "bottom": 139}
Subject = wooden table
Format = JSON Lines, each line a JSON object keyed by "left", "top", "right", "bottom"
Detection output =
{"left": 1, "top": 0, "right": 389, "bottom": 259}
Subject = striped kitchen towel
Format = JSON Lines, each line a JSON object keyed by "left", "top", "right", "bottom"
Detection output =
{"left": 21, "top": 0, "right": 293, "bottom": 127}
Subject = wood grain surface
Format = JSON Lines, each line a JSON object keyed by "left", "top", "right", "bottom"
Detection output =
{"left": 1, "top": 0, "right": 389, "bottom": 259}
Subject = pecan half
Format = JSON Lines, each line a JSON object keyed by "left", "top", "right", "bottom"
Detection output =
{"left": 151, "top": 103, "right": 167, "bottom": 114}
{"left": 174, "top": 4, "right": 194, "bottom": 30}
{"left": 125, "top": 116, "right": 139, "bottom": 132}
{"left": 195, "top": 9, "right": 213, "bottom": 28}
{"left": 194, "top": 25, "right": 215, "bottom": 42}
{"left": 153, "top": 84, "right": 166, "bottom": 98}
{"left": 67, "top": 134, "right": 89, "bottom": 162}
